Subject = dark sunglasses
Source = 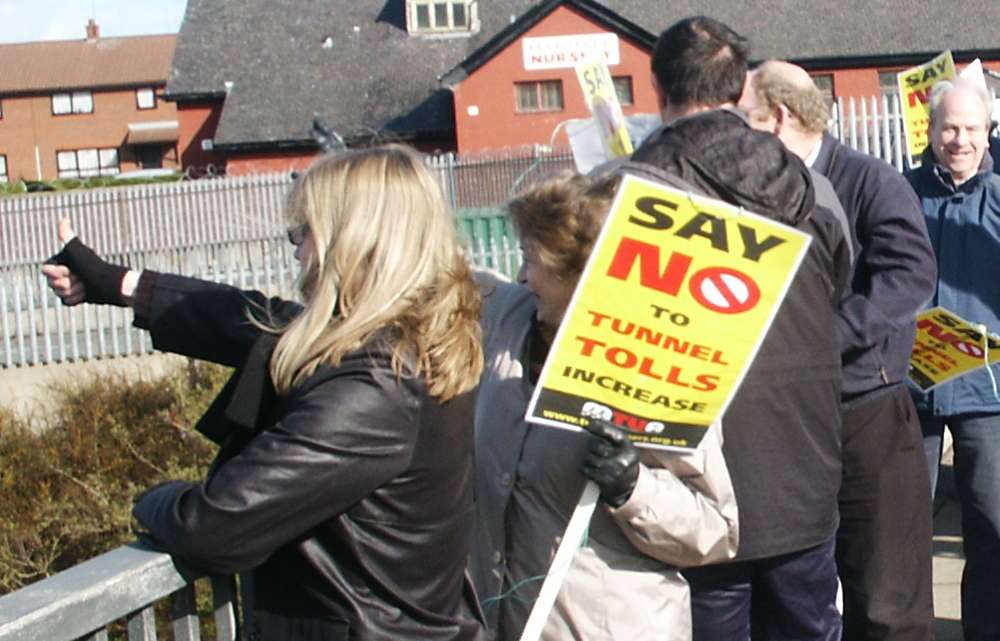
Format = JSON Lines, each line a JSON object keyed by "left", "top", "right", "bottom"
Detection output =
{"left": 287, "top": 224, "right": 308, "bottom": 246}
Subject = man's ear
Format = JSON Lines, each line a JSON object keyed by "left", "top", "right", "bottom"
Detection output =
{"left": 738, "top": 70, "right": 753, "bottom": 106}
{"left": 651, "top": 74, "right": 667, "bottom": 111}
{"left": 774, "top": 103, "right": 793, "bottom": 135}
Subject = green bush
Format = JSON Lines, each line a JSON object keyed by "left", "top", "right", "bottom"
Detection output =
{"left": 2, "top": 173, "right": 184, "bottom": 197}
{"left": 0, "top": 181, "right": 27, "bottom": 195}
{"left": 0, "top": 360, "right": 228, "bottom": 594}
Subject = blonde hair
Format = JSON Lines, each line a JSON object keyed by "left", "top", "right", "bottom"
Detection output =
{"left": 753, "top": 63, "right": 831, "bottom": 134}
{"left": 268, "top": 144, "right": 483, "bottom": 401}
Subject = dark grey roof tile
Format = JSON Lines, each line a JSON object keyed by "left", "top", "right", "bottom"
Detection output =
{"left": 169, "top": 0, "right": 1000, "bottom": 146}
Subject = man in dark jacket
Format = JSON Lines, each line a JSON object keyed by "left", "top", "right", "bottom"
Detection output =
{"left": 740, "top": 59, "right": 937, "bottom": 641}
{"left": 906, "top": 78, "right": 1000, "bottom": 641}
{"left": 630, "top": 17, "right": 852, "bottom": 641}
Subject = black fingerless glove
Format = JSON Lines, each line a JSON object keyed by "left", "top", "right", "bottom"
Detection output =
{"left": 581, "top": 419, "right": 640, "bottom": 508}
{"left": 49, "top": 237, "right": 130, "bottom": 306}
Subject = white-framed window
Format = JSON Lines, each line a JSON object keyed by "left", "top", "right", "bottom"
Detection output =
{"left": 0, "top": 154, "right": 7, "bottom": 183}
{"left": 515, "top": 80, "right": 564, "bottom": 113}
{"left": 408, "top": 0, "right": 475, "bottom": 33}
{"left": 52, "top": 91, "right": 94, "bottom": 115}
{"left": 99, "top": 149, "right": 119, "bottom": 174}
{"left": 136, "top": 87, "right": 156, "bottom": 110}
{"left": 613, "top": 76, "right": 634, "bottom": 106}
{"left": 57, "top": 148, "right": 119, "bottom": 178}
{"left": 52, "top": 93, "right": 71, "bottom": 114}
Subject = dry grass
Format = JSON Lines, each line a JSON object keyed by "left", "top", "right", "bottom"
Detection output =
{"left": 0, "top": 359, "right": 227, "bottom": 594}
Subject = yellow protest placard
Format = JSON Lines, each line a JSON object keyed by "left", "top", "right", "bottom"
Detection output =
{"left": 524, "top": 174, "right": 812, "bottom": 450}
{"left": 575, "top": 58, "right": 632, "bottom": 158}
{"left": 897, "top": 51, "right": 955, "bottom": 162}
{"left": 909, "top": 307, "right": 1000, "bottom": 392}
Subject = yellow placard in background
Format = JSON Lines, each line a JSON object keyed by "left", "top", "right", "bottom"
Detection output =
{"left": 575, "top": 58, "right": 633, "bottom": 158}
{"left": 909, "top": 307, "right": 1000, "bottom": 392}
{"left": 897, "top": 51, "right": 955, "bottom": 162}
{"left": 525, "top": 174, "right": 811, "bottom": 450}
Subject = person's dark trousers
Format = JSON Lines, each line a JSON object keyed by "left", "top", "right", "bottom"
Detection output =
{"left": 835, "top": 385, "right": 934, "bottom": 641}
{"left": 684, "top": 538, "right": 841, "bottom": 641}
{"left": 922, "top": 411, "right": 1000, "bottom": 641}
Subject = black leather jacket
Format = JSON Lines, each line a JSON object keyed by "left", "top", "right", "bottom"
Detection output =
{"left": 130, "top": 271, "right": 486, "bottom": 641}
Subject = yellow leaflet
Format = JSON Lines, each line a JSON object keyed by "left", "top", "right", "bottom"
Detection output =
{"left": 909, "top": 307, "right": 1000, "bottom": 392}
{"left": 897, "top": 50, "right": 955, "bottom": 161}
{"left": 525, "top": 175, "right": 811, "bottom": 450}
{"left": 574, "top": 58, "right": 633, "bottom": 158}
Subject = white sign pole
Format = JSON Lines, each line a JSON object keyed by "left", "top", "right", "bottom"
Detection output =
{"left": 517, "top": 480, "right": 601, "bottom": 641}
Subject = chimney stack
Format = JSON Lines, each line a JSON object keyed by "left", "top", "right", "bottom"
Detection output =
{"left": 85, "top": 19, "right": 99, "bottom": 41}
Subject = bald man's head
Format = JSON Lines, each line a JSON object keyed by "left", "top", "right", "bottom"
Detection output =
{"left": 741, "top": 60, "right": 831, "bottom": 135}
{"left": 758, "top": 60, "right": 815, "bottom": 89}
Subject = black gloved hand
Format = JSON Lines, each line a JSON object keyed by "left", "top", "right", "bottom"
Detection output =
{"left": 48, "top": 237, "right": 129, "bottom": 306}
{"left": 581, "top": 419, "right": 640, "bottom": 508}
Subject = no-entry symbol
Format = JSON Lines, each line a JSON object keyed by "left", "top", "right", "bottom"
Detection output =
{"left": 955, "top": 341, "right": 984, "bottom": 358}
{"left": 689, "top": 267, "right": 760, "bottom": 314}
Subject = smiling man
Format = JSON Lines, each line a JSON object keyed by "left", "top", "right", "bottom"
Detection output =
{"left": 928, "top": 83, "right": 991, "bottom": 183}
{"left": 905, "top": 78, "right": 1000, "bottom": 641}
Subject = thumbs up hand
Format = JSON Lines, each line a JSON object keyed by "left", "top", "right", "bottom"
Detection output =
{"left": 42, "top": 218, "right": 131, "bottom": 307}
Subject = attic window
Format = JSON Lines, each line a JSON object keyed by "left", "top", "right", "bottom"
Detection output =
{"left": 408, "top": 1, "right": 476, "bottom": 34}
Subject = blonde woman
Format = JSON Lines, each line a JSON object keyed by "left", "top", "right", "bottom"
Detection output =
{"left": 42, "top": 145, "right": 486, "bottom": 641}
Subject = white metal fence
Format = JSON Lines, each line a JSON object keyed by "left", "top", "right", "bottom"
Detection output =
{"left": 1, "top": 242, "right": 300, "bottom": 369}
{"left": 831, "top": 94, "right": 910, "bottom": 170}
{"left": 0, "top": 100, "right": 930, "bottom": 368}
{"left": 0, "top": 173, "right": 303, "bottom": 369}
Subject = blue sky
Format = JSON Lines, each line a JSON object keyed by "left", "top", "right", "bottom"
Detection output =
{"left": 0, "top": 0, "right": 187, "bottom": 44}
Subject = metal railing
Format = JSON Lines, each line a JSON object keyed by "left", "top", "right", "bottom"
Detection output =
{"left": 831, "top": 94, "right": 909, "bottom": 171}
{"left": 0, "top": 543, "right": 238, "bottom": 641}
{"left": 1, "top": 241, "right": 300, "bottom": 368}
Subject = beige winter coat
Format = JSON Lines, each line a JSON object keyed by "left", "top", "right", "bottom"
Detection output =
{"left": 469, "top": 279, "right": 739, "bottom": 641}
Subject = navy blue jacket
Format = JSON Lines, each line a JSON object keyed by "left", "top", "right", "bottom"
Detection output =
{"left": 813, "top": 133, "right": 937, "bottom": 400}
{"left": 907, "top": 150, "right": 1000, "bottom": 415}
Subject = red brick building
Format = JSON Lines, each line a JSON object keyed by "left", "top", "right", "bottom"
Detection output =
{"left": 165, "top": 0, "right": 1000, "bottom": 174}
{"left": 0, "top": 22, "right": 179, "bottom": 183}
{"left": 442, "top": 3, "right": 659, "bottom": 152}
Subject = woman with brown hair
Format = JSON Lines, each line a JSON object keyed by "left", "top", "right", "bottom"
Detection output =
{"left": 471, "top": 171, "right": 739, "bottom": 641}
{"left": 43, "top": 145, "right": 486, "bottom": 641}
